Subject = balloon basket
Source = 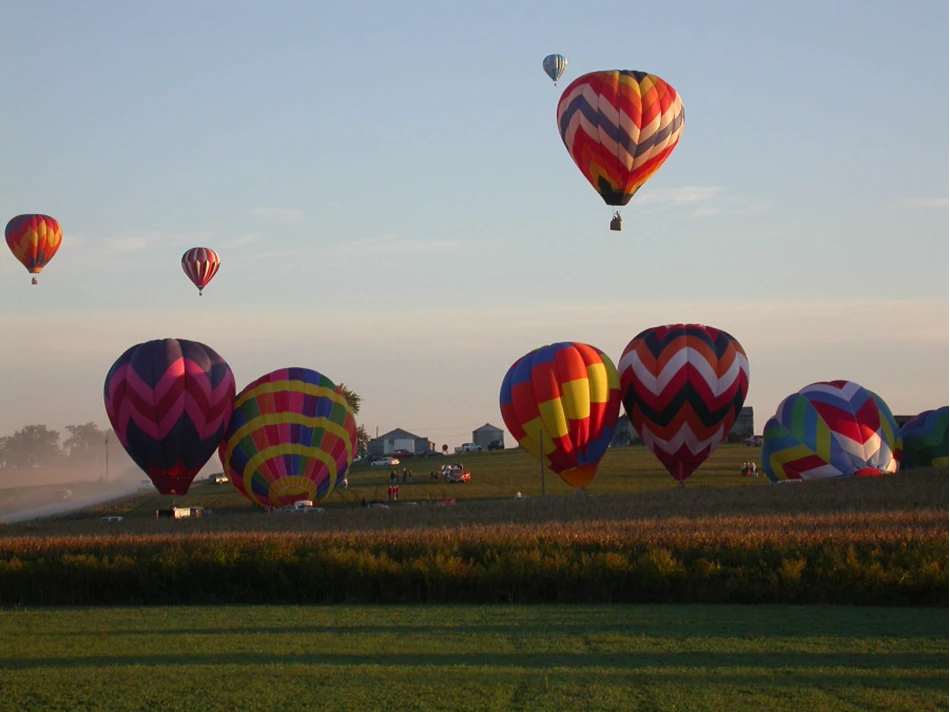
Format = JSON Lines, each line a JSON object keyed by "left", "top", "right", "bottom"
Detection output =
{"left": 610, "top": 216, "right": 622, "bottom": 231}
{"left": 31, "top": 277, "right": 37, "bottom": 285}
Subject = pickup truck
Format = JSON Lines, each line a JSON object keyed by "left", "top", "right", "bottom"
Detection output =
{"left": 454, "top": 442, "right": 482, "bottom": 453}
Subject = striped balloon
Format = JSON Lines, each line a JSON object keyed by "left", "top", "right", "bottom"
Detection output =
{"left": 762, "top": 380, "right": 902, "bottom": 482}
{"left": 181, "top": 247, "right": 221, "bottom": 296}
{"left": 542, "top": 54, "right": 568, "bottom": 84}
{"left": 618, "top": 324, "right": 750, "bottom": 483}
{"left": 500, "top": 342, "right": 621, "bottom": 490}
{"left": 557, "top": 70, "right": 685, "bottom": 210}
{"left": 899, "top": 406, "right": 948, "bottom": 470}
{"left": 220, "top": 368, "right": 358, "bottom": 508}
{"left": 104, "top": 338, "right": 236, "bottom": 495}
{"left": 5, "top": 214, "right": 63, "bottom": 284}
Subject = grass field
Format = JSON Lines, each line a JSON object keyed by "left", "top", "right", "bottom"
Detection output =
{"left": 0, "top": 604, "right": 944, "bottom": 712}
{"left": 1, "top": 444, "right": 777, "bottom": 526}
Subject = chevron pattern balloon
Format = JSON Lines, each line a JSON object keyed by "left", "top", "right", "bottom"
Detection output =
{"left": 899, "top": 406, "right": 948, "bottom": 469}
{"left": 181, "top": 247, "right": 221, "bottom": 296}
{"left": 762, "top": 380, "right": 902, "bottom": 482}
{"left": 618, "top": 324, "right": 749, "bottom": 483}
{"left": 220, "top": 368, "right": 358, "bottom": 508}
{"left": 500, "top": 342, "right": 621, "bottom": 490}
{"left": 104, "top": 338, "right": 236, "bottom": 495}
{"left": 557, "top": 70, "right": 685, "bottom": 208}
{"left": 5, "top": 214, "right": 63, "bottom": 284}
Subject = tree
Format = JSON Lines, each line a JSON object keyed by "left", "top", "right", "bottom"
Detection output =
{"left": 0, "top": 425, "right": 62, "bottom": 468}
{"left": 337, "top": 383, "right": 368, "bottom": 458}
{"left": 356, "top": 425, "right": 369, "bottom": 459}
{"left": 337, "top": 383, "right": 362, "bottom": 414}
{"left": 63, "top": 422, "right": 108, "bottom": 466}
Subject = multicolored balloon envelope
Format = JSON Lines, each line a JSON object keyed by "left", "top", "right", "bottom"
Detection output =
{"left": 219, "top": 368, "right": 359, "bottom": 508}
{"left": 5, "top": 214, "right": 63, "bottom": 284}
{"left": 542, "top": 54, "right": 568, "bottom": 84}
{"left": 499, "top": 342, "right": 621, "bottom": 490}
{"left": 556, "top": 70, "right": 684, "bottom": 225}
{"left": 104, "top": 338, "right": 236, "bottom": 495}
{"left": 762, "top": 380, "right": 902, "bottom": 482}
{"left": 618, "top": 324, "right": 750, "bottom": 483}
{"left": 181, "top": 247, "right": 221, "bottom": 296}
{"left": 898, "top": 406, "right": 948, "bottom": 470}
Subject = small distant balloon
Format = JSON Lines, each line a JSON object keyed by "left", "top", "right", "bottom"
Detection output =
{"left": 542, "top": 54, "right": 568, "bottom": 85}
{"left": 181, "top": 247, "right": 221, "bottom": 296}
{"left": 5, "top": 214, "right": 63, "bottom": 285}
{"left": 762, "top": 380, "right": 902, "bottom": 482}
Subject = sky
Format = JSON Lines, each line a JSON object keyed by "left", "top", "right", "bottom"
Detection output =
{"left": 1, "top": 0, "right": 947, "bottom": 452}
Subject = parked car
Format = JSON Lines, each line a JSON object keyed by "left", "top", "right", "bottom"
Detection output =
{"left": 390, "top": 449, "right": 414, "bottom": 459}
{"left": 487, "top": 440, "right": 504, "bottom": 451}
{"left": 208, "top": 472, "right": 229, "bottom": 484}
{"left": 745, "top": 436, "right": 764, "bottom": 447}
{"left": 370, "top": 457, "right": 400, "bottom": 468}
{"left": 454, "top": 442, "right": 482, "bottom": 453}
{"left": 444, "top": 470, "right": 471, "bottom": 483}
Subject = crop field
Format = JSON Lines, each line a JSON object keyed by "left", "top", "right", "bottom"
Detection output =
{"left": 0, "top": 604, "right": 945, "bottom": 712}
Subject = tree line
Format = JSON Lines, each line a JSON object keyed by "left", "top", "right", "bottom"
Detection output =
{"left": 0, "top": 385, "right": 368, "bottom": 469}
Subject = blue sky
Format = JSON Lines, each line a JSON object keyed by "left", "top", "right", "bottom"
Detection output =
{"left": 1, "top": 0, "right": 947, "bottom": 451}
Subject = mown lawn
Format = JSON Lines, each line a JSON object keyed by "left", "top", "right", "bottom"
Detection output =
{"left": 0, "top": 605, "right": 944, "bottom": 712}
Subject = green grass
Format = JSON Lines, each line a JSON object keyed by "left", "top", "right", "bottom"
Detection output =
{"left": 0, "top": 605, "right": 944, "bottom": 711}
{"left": 82, "top": 443, "right": 773, "bottom": 520}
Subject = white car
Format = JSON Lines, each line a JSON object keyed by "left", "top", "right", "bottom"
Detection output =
{"left": 370, "top": 457, "right": 400, "bottom": 467}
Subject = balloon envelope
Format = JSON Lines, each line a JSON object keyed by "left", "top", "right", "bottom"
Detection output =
{"left": 5, "top": 214, "right": 63, "bottom": 282}
{"left": 181, "top": 247, "right": 221, "bottom": 295}
{"left": 542, "top": 54, "right": 568, "bottom": 83}
{"left": 618, "top": 324, "right": 750, "bottom": 483}
{"left": 500, "top": 342, "right": 621, "bottom": 489}
{"left": 762, "top": 380, "right": 902, "bottom": 482}
{"left": 556, "top": 70, "right": 684, "bottom": 207}
{"left": 220, "top": 368, "right": 358, "bottom": 508}
{"left": 898, "top": 406, "right": 948, "bottom": 469}
{"left": 104, "top": 338, "right": 236, "bottom": 495}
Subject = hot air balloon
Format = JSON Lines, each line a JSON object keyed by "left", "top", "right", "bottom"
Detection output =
{"left": 103, "top": 338, "right": 236, "bottom": 495}
{"left": 618, "top": 324, "right": 750, "bottom": 484}
{"left": 761, "top": 381, "right": 902, "bottom": 482}
{"left": 898, "top": 406, "right": 948, "bottom": 470}
{"left": 219, "top": 367, "right": 359, "bottom": 509}
{"left": 499, "top": 342, "right": 621, "bottom": 490}
{"left": 5, "top": 214, "right": 63, "bottom": 284}
{"left": 542, "top": 54, "right": 568, "bottom": 85}
{"left": 181, "top": 247, "right": 221, "bottom": 296}
{"left": 557, "top": 70, "right": 685, "bottom": 231}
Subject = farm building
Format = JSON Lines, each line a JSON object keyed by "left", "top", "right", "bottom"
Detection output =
{"left": 609, "top": 417, "right": 642, "bottom": 447}
{"left": 472, "top": 423, "right": 504, "bottom": 449}
{"left": 366, "top": 429, "right": 435, "bottom": 459}
{"left": 729, "top": 407, "right": 755, "bottom": 440}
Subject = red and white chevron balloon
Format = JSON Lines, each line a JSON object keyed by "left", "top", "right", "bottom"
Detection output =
{"left": 618, "top": 324, "right": 750, "bottom": 483}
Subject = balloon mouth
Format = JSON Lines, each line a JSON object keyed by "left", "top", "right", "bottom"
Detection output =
{"left": 853, "top": 467, "right": 883, "bottom": 478}
{"left": 557, "top": 464, "right": 598, "bottom": 489}
{"left": 150, "top": 474, "right": 197, "bottom": 496}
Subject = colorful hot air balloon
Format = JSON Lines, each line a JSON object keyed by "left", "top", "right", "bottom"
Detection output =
{"left": 499, "top": 342, "right": 621, "bottom": 490}
{"left": 103, "top": 338, "right": 236, "bottom": 495}
{"left": 181, "top": 247, "right": 220, "bottom": 296}
{"left": 618, "top": 324, "right": 750, "bottom": 484}
{"left": 542, "top": 54, "right": 568, "bottom": 85}
{"left": 5, "top": 214, "right": 63, "bottom": 284}
{"left": 220, "top": 368, "right": 359, "bottom": 509}
{"left": 898, "top": 406, "right": 948, "bottom": 470}
{"left": 557, "top": 70, "right": 685, "bottom": 230}
{"left": 761, "top": 381, "right": 902, "bottom": 482}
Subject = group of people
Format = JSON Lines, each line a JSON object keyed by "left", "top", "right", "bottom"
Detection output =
{"left": 740, "top": 461, "right": 759, "bottom": 477}
{"left": 390, "top": 468, "right": 413, "bottom": 484}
